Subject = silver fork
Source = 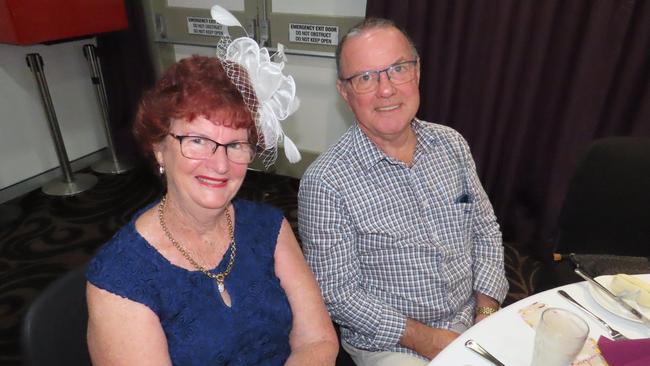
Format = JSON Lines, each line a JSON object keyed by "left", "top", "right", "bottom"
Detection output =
{"left": 557, "top": 289, "right": 628, "bottom": 340}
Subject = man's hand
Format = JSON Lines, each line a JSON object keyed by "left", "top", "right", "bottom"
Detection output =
{"left": 399, "top": 318, "right": 460, "bottom": 360}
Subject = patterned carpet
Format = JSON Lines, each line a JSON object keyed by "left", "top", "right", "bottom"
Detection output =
{"left": 0, "top": 166, "right": 541, "bottom": 365}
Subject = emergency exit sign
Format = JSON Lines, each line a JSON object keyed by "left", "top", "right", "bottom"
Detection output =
{"left": 187, "top": 16, "right": 229, "bottom": 37}
{"left": 289, "top": 23, "right": 338, "bottom": 46}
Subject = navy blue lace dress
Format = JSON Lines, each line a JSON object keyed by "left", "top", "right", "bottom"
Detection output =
{"left": 87, "top": 199, "right": 293, "bottom": 365}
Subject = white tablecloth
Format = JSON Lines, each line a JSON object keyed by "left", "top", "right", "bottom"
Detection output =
{"left": 428, "top": 277, "right": 650, "bottom": 365}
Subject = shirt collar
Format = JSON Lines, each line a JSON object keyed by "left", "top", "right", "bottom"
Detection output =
{"left": 351, "top": 124, "right": 383, "bottom": 171}
{"left": 412, "top": 118, "right": 441, "bottom": 156}
{"left": 352, "top": 118, "right": 441, "bottom": 171}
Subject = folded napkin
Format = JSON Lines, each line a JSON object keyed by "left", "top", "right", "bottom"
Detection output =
{"left": 598, "top": 336, "right": 650, "bottom": 366}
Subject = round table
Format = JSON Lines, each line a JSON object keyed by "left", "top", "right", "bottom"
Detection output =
{"left": 428, "top": 276, "right": 650, "bottom": 365}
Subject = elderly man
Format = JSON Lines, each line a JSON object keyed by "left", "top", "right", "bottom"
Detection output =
{"left": 297, "top": 18, "right": 508, "bottom": 365}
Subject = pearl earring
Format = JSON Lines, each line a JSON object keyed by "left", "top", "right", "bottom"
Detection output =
{"left": 159, "top": 166, "right": 165, "bottom": 175}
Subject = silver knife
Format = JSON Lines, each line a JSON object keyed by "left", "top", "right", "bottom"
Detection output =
{"left": 574, "top": 267, "right": 650, "bottom": 328}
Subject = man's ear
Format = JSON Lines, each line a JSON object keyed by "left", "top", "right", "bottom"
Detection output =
{"left": 415, "top": 58, "right": 421, "bottom": 86}
{"left": 336, "top": 79, "right": 350, "bottom": 104}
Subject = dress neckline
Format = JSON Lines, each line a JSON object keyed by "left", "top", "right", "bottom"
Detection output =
{"left": 132, "top": 198, "right": 240, "bottom": 275}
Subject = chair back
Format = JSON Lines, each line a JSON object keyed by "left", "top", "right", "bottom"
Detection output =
{"left": 22, "top": 265, "right": 91, "bottom": 366}
{"left": 556, "top": 136, "right": 650, "bottom": 256}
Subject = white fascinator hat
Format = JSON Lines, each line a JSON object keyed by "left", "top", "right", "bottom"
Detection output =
{"left": 211, "top": 5, "right": 301, "bottom": 168}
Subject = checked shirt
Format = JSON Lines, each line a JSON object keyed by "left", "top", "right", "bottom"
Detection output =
{"left": 298, "top": 119, "right": 508, "bottom": 357}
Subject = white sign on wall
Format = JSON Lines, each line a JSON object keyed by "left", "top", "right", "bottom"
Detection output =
{"left": 187, "top": 17, "right": 230, "bottom": 37}
{"left": 289, "top": 23, "right": 338, "bottom": 46}
{"left": 170, "top": 0, "right": 245, "bottom": 12}
{"left": 273, "top": 0, "right": 366, "bottom": 17}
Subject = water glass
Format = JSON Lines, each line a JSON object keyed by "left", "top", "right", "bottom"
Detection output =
{"left": 530, "top": 307, "right": 589, "bottom": 366}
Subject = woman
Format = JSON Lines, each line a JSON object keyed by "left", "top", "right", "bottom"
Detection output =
{"left": 85, "top": 55, "right": 338, "bottom": 365}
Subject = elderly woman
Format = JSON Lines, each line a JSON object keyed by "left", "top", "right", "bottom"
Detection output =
{"left": 85, "top": 55, "right": 338, "bottom": 365}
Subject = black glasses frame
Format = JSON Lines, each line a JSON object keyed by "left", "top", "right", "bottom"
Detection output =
{"left": 168, "top": 133, "right": 256, "bottom": 163}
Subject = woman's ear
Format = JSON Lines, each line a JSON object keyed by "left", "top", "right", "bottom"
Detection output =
{"left": 153, "top": 142, "right": 165, "bottom": 168}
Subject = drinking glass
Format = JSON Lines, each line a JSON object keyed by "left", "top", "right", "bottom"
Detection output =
{"left": 530, "top": 307, "right": 589, "bottom": 366}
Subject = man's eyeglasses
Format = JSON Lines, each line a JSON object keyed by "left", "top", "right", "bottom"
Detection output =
{"left": 341, "top": 60, "right": 418, "bottom": 94}
{"left": 169, "top": 133, "right": 256, "bottom": 164}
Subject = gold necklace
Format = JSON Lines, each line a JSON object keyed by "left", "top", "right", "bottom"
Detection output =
{"left": 158, "top": 195, "right": 236, "bottom": 294}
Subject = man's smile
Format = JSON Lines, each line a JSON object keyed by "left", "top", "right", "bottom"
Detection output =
{"left": 375, "top": 104, "right": 401, "bottom": 112}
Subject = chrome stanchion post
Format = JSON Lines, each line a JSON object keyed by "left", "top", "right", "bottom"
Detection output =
{"left": 25, "top": 53, "right": 97, "bottom": 196}
{"left": 82, "top": 44, "right": 132, "bottom": 174}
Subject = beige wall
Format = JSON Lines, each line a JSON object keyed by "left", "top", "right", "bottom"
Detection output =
{"left": 0, "top": 0, "right": 367, "bottom": 198}
{"left": 0, "top": 39, "right": 105, "bottom": 194}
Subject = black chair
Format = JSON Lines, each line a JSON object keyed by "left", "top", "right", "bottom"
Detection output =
{"left": 544, "top": 137, "right": 650, "bottom": 287}
{"left": 22, "top": 265, "right": 91, "bottom": 366}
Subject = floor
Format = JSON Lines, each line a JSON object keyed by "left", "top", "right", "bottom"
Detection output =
{"left": 0, "top": 165, "right": 541, "bottom": 365}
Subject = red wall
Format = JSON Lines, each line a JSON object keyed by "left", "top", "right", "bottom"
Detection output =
{"left": 0, "top": 0, "right": 128, "bottom": 45}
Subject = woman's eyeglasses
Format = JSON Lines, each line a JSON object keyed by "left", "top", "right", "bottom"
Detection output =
{"left": 169, "top": 133, "right": 256, "bottom": 164}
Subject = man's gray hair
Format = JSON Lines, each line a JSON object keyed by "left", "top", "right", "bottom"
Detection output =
{"left": 335, "top": 17, "right": 419, "bottom": 78}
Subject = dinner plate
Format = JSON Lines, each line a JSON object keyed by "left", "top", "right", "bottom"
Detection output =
{"left": 588, "top": 274, "right": 650, "bottom": 323}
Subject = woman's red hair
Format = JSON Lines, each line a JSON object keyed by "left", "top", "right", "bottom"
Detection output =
{"left": 133, "top": 55, "right": 257, "bottom": 163}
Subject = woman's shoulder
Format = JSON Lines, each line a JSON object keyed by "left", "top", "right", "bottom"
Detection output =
{"left": 233, "top": 198, "right": 284, "bottom": 221}
{"left": 86, "top": 202, "right": 163, "bottom": 284}
{"left": 233, "top": 199, "right": 286, "bottom": 251}
{"left": 87, "top": 222, "right": 148, "bottom": 275}
{"left": 86, "top": 212, "right": 164, "bottom": 312}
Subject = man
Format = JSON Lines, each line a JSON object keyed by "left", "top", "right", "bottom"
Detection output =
{"left": 298, "top": 18, "right": 508, "bottom": 365}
